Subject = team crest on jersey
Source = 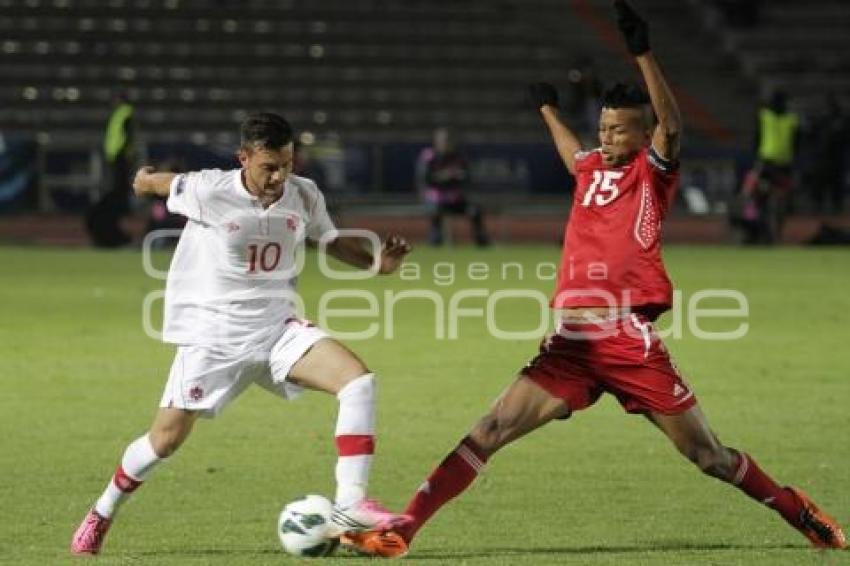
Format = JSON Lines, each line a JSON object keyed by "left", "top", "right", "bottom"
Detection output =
{"left": 286, "top": 215, "right": 299, "bottom": 231}
{"left": 225, "top": 221, "right": 241, "bottom": 233}
{"left": 189, "top": 386, "right": 204, "bottom": 401}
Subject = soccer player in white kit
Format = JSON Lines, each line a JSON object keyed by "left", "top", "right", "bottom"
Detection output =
{"left": 71, "top": 113, "right": 412, "bottom": 555}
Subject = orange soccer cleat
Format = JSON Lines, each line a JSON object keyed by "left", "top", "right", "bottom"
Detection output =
{"left": 786, "top": 487, "right": 846, "bottom": 549}
{"left": 340, "top": 529, "right": 410, "bottom": 558}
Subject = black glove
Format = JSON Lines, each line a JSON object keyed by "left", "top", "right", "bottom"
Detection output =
{"left": 527, "top": 82, "right": 559, "bottom": 110}
{"left": 614, "top": 0, "right": 650, "bottom": 56}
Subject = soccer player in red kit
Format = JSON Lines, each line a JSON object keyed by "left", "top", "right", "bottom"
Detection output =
{"left": 343, "top": 0, "right": 845, "bottom": 557}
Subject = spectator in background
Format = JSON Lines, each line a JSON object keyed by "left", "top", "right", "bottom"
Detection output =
{"left": 104, "top": 92, "right": 136, "bottom": 195}
{"left": 311, "top": 132, "right": 346, "bottom": 193}
{"left": 293, "top": 140, "right": 328, "bottom": 195}
{"left": 565, "top": 56, "right": 603, "bottom": 140}
{"left": 416, "top": 128, "right": 489, "bottom": 246}
{"left": 747, "top": 90, "right": 799, "bottom": 243}
{"left": 86, "top": 92, "right": 136, "bottom": 247}
{"left": 294, "top": 140, "right": 336, "bottom": 222}
{"left": 807, "top": 93, "right": 848, "bottom": 213}
{"left": 716, "top": 0, "right": 760, "bottom": 28}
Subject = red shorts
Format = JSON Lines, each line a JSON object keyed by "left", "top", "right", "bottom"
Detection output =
{"left": 521, "top": 313, "right": 697, "bottom": 415}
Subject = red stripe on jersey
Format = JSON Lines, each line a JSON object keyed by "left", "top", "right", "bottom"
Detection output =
{"left": 335, "top": 434, "right": 375, "bottom": 456}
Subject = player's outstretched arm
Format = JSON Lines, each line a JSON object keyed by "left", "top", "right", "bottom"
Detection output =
{"left": 614, "top": 0, "right": 682, "bottom": 161}
{"left": 529, "top": 83, "right": 583, "bottom": 175}
{"left": 132, "top": 166, "right": 177, "bottom": 198}
{"left": 326, "top": 234, "right": 411, "bottom": 275}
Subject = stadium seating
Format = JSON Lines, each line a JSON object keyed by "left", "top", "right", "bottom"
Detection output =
{"left": 0, "top": 0, "right": 752, "bottom": 147}
{"left": 705, "top": 0, "right": 850, "bottom": 115}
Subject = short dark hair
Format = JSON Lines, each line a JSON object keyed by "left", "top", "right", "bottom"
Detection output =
{"left": 600, "top": 82, "right": 650, "bottom": 109}
{"left": 240, "top": 112, "right": 294, "bottom": 150}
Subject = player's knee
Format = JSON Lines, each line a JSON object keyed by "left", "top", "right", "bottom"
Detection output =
{"left": 328, "top": 344, "right": 370, "bottom": 382}
{"left": 329, "top": 359, "right": 371, "bottom": 397}
{"left": 468, "top": 425, "right": 497, "bottom": 455}
{"left": 693, "top": 446, "right": 735, "bottom": 480}
{"left": 470, "top": 414, "right": 511, "bottom": 455}
{"left": 344, "top": 359, "right": 370, "bottom": 380}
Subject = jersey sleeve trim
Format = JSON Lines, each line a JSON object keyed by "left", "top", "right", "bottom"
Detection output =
{"left": 170, "top": 173, "right": 185, "bottom": 195}
{"left": 574, "top": 148, "right": 597, "bottom": 162}
{"left": 648, "top": 146, "right": 679, "bottom": 173}
{"left": 166, "top": 172, "right": 204, "bottom": 222}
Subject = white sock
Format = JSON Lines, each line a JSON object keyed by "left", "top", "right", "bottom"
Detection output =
{"left": 94, "top": 434, "right": 162, "bottom": 519}
{"left": 334, "top": 374, "right": 376, "bottom": 508}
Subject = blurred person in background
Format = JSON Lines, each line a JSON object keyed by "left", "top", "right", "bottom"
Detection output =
{"left": 565, "top": 56, "right": 604, "bottom": 140}
{"left": 293, "top": 139, "right": 336, "bottom": 221}
{"left": 715, "top": 0, "right": 760, "bottom": 28}
{"left": 743, "top": 90, "right": 800, "bottom": 244}
{"left": 85, "top": 92, "right": 136, "bottom": 247}
{"left": 807, "top": 93, "right": 848, "bottom": 213}
{"left": 293, "top": 140, "right": 328, "bottom": 189}
{"left": 415, "top": 127, "right": 489, "bottom": 246}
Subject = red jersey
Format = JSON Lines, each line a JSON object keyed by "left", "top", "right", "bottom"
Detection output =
{"left": 551, "top": 146, "right": 679, "bottom": 317}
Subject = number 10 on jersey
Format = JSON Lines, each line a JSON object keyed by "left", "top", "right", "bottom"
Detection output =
{"left": 247, "top": 243, "right": 282, "bottom": 272}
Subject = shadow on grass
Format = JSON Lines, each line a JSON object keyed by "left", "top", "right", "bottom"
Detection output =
{"left": 128, "top": 540, "right": 808, "bottom": 560}
{"left": 130, "top": 547, "right": 411, "bottom": 560}
{"left": 408, "top": 540, "right": 807, "bottom": 560}
{"left": 132, "top": 548, "right": 282, "bottom": 557}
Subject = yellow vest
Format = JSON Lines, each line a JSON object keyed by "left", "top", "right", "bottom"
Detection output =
{"left": 103, "top": 103, "right": 134, "bottom": 162}
{"left": 758, "top": 108, "right": 798, "bottom": 166}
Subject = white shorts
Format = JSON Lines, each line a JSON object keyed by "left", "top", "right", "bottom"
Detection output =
{"left": 159, "top": 318, "right": 329, "bottom": 418}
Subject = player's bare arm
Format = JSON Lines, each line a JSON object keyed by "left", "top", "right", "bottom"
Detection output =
{"left": 132, "top": 166, "right": 176, "bottom": 198}
{"left": 637, "top": 54, "right": 681, "bottom": 160}
{"left": 614, "top": 0, "right": 682, "bottom": 161}
{"left": 326, "top": 234, "right": 411, "bottom": 275}
{"left": 529, "top": 82, "right": 583, "bottom": 175}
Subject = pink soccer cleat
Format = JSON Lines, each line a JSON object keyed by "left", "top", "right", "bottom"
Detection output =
{"left": 330, "top": 499, "right": 413, "bottom": 534}
{"left": 71, "top": 509, "right": 112, "bottom": 555}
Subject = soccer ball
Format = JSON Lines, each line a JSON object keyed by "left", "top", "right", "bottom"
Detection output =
{"left": 277, "top": 494, "right": 339, "bottom": 557}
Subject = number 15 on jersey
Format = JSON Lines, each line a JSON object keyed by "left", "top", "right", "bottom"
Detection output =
{"left": 581, "top": 170, "right": 624, "bottom": 207}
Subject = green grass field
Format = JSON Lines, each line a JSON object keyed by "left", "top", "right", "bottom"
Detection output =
{"left": 1, "top": 244, "right": 848, "bottom": 565}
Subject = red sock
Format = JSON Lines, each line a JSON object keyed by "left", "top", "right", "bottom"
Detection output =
{"left": 732, "top": 452, "right": 802, "bottom": 527}
{"left": 401, "top": 436, "right": 488, "bottom": 542}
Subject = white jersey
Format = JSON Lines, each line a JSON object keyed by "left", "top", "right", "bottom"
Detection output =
{"left": 163, "top": 169, "right": 337, "bottom": 349}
